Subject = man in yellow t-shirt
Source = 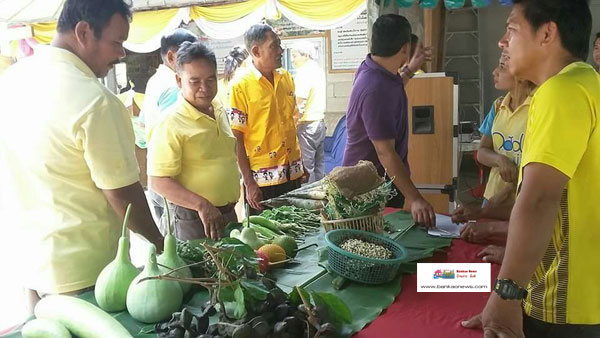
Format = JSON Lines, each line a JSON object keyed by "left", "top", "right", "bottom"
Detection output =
{"left": 147, "top": 42, "right": 240, "bottom": 240}
{"left": 0, "top": 0, "right": 163, "bottom": 311}
{"left": 291, "top": 42, "right": 327, "bottom": 183}
{"left": 479, "top": 1, "right": 600, "bottom": 337}
{"left": 230, "top": 24, "right": 305, "bottom": 213}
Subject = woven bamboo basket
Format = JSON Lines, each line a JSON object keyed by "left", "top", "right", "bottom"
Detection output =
{"left": 321, "top": 212, "right": 384, "bottom": 234}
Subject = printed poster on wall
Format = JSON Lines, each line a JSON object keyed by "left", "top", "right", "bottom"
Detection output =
{"left": 199, "top": 35, "right": 245, "bottom": 74}
{"left": 330, "top": 10, "right": 368, "bottom": 70}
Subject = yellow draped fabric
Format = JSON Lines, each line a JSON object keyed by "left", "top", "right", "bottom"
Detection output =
{"left": 27, "top": 0, "right": 366, "bottom": 48}
{"left": 277, "top": 0, "right": 364, "bottom": 20}
{"left": 32, "top": 22, "right": 57, "bottom": 44}
{"left": 127, "top": 8, "right": 179, "bottom": 45}
{"left": 190, "top": 0, "right": 265, "bottom": 23}
{"left": 29, "top": 9, "right": 180, "bottom": 46}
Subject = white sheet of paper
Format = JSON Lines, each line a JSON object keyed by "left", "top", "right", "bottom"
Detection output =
{"left": 427, "top": 214, "right": 465, "bottom": 238}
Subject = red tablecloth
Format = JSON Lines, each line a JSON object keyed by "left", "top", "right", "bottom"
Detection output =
{"left": 356, "top": 239, "right": 501, "bottom": 338}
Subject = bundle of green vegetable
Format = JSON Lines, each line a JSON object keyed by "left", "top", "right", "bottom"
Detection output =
{"left": 323, "top": 179, "right": 396, "bottom": 220}
{"left": 252, "top": 207, "right": 321, "bottom": 238}
{"left": 94, "top": 204, "right": 139, "bottom": 312}
{"left": 259, "top": 205, "right": 321, "bottom": 229}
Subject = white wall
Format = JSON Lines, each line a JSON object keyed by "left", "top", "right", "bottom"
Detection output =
{"left": 478, "top": 3, "right": 511, "bottom": 116}
{"left": 324, "top": 72, "right": 354, "bottom": 134}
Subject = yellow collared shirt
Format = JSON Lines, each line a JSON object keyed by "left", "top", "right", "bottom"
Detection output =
{"left": 229, "top": 63, "right": 303, "bottom": 187}
{"left": 0, "top": 46, "right": 140, "bottom": 294}
{"left": 147, "top": 96, "right": 240, "bottom": 207}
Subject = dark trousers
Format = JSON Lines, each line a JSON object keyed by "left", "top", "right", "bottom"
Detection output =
{"left": 160, "top": 203, "right": 237, "bottom": 240}
{"left": 524, "top": 314, "right": 600, "bottom": 338}
{"left": 387, "top": 184, "right": 406, "bottom": 209}
{"left": 250, "top": 179, "right": 302, "bottom": 215}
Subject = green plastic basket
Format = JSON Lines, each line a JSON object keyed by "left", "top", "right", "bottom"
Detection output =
{"left": 325, "top": 229, "right": 408, "bottom": 285}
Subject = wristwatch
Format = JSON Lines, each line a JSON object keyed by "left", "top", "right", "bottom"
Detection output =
{"left": 401, "top": 66, "right": 415, "bottom": 79}
{"left": 493, "top": 278, "right": 528, "bottom": 300}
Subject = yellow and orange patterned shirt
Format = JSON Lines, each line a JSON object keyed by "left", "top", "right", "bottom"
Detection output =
{"left": 229, "top": 63, "right": 303, "bottom": 187}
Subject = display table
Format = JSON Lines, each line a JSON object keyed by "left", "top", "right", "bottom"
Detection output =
{"left": 2, "top": 210, "right": 497, "bottom": 337}
{"left": 356, "top": 238, "right": 500, "bottom": 338}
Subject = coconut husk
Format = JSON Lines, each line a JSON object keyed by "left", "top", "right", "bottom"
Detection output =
{"left": 326, "top": 161, "right": 384, "bottom": 199}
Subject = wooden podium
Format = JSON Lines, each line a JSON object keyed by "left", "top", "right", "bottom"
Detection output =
{"left": 405, "top": 73, "right": 459, "bottom": 213}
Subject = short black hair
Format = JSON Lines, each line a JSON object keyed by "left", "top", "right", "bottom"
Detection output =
{"left": 244, "top": 24, "right": 275, "bottom": 51}
{"left": 513, "top": 0, "right": 591, "bottom": 61}
{"left": 57, "top": 0, "right": 131, "bottom": 39}
{"left": 160, "top": 28, "right": 198, "bottom": 57}
{"left": 371, "top": 14, "right": 412, "bottom": 57}
{"left": 176, "top": 41, "right": 217, "bottom": 72}
{"left": 595, "top": 32, "right": 600, "bottom": 42}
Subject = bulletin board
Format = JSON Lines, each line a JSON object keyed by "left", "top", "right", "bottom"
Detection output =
{"left": 328, "top": 10, "right": 368, "bottom": 73}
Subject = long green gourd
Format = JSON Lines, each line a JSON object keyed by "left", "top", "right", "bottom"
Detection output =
{"left": 157, "top": 197, "right": 192, "bottom": 294}
{"left": 34, "top": 295, "right": 132, "bottom": 338}
{"left": 94, "top": 203, "right": 140, "bottom": 312}
{"left": 126, "top": 244, "right": 183, "bottom": 323}
{"left": 22, "top": 318, "right": 72, "bottom": 338}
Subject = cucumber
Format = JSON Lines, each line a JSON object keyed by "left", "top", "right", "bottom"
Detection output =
{"left": 34, "top": 295, "right": 133, "bottom": 338}
{"left": 22, "top": 319, "right": 71, "bottom": 338}
{"left": 248, "top": 216, "right": 284, "bottom": 235}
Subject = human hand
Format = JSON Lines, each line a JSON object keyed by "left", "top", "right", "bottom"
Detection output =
{"left": 408, "top": 43, "right": 432, "bottom": 73}
{"left": 452, "top": 203, "right": 483, "bottom": 223}
{"left": 497, "top": 156, "right": 518, "bottom": 183}
{"left": 302, "top": 166, "right": 310, "bottom": 184}
{"left": 477, "top": 245, "right": 505, "bottom": 264}
{"left": 461, "top": 313, "right": 482, "bottom": 329}
{"left": 197, "top": 203, "right": 224, "bottom": 240}
{"left": 481, "top": 293, "right": 525, "bottom": 338}
{"left": 460, "top": 221, "right": 496, "bottom": 243}
{"left": 245, "top": 180, "right": 263, "bottom": 211}
{"left": 410, "top": 197, "right": 436, "bottom": 228}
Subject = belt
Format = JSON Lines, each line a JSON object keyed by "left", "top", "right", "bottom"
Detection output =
{"left": 217, "top": 203, "right": 236, "bottom": 214}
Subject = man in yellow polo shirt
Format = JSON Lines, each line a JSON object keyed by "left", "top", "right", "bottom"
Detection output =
{"left": 477, "top": 1, "right": 600, "bottom": 337}
{"left": 0, "top": 0, "right": 163, "bottom": 311}
{"left": 230, "top": 24, "right": 305, "bottom": 213}
{"left": 147, "top": 41, "right": 240, "bottom": 240}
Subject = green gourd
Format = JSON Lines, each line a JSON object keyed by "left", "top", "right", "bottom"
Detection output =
{"left": 126, "top": 244, "right": 183, "bottom": 323}
{"left": 34, "top": 295, "right": 132, "bottom": 338}
{"left": 240, "top": 227, "right": 264, "bottom": 250}
{"left": 230, "top": 229, "right": 242, "bottom": 239}
{"left": 22, "top": 318, "right": 72, "bottom": 338}
{"left": 157, "top": 197, "right": 192, "bottom": 294}
{"left": 94, "top": 204, "right": 140, "bottom": 312}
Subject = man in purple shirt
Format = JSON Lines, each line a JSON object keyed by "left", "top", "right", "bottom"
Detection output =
{"left": 342, "top": 14, "right": 436, "bottom": 227}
